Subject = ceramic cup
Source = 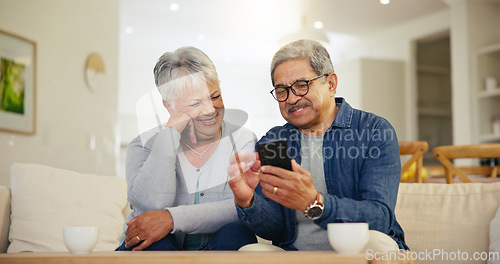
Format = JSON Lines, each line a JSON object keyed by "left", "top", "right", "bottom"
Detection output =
{"left": 63, "top": 226, "right": 99, "bottom": 255}
{"left": 327, "top": 223, "right": 369, "bottom": 254}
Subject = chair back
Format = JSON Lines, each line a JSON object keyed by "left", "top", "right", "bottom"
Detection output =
{"left": 399, "top": 141, "right": 429, "bottom": 183}
{"left": 432, "top": 143, "right": 500, "bottom": 183}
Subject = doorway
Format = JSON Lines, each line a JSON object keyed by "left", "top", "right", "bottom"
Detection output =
{"left": 416, "top": 33, "right": 452, "bottom": 165}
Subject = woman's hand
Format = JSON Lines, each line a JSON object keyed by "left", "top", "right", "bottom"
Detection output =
{"left": 227, "top": 151, "right": 261, "bottom": 208}
{"left": 165, "top": 111, "right": 196, "bottom": 144}
{"left": 124, "top": 210, "right": 174, "bottom": 251}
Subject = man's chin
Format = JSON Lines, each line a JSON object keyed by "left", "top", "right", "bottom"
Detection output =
{"left": 284, "top": 115, "right": 309, "bottom": 127}
{"left": 289, "top": 119, "right": 320, "bottom": 132}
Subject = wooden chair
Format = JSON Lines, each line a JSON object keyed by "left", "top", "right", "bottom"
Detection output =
{"left": 432, "top": 143, "right": 500, "bottom": 183}
{"left": 399, "top": 141, "right": 429, "bottom": 183}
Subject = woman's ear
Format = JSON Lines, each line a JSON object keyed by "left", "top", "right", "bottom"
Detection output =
{"left": 163, "top": 100, "right": 174, "bottom": 114}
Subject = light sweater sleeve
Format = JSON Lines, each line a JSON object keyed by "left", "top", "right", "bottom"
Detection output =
{"left": 167, "top": 199, "right": 238, "bottom": 234}
{"left": 126, "top": 128, "right": 180, "bottom": 212}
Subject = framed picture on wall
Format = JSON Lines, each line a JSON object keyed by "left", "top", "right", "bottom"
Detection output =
{"left": 0, "top": 29, "right": 36, "bottom": 134}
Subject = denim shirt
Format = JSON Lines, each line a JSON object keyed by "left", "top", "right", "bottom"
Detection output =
{"left": 236, "top": 98, "right": 408, "bottom": 250}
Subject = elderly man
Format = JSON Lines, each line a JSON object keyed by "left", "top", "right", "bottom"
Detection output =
{"left": 228, "top": 39, "right": 408, "bottom": 251}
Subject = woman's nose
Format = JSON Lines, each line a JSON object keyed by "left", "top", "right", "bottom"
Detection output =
{"left": 200, "top": 99, "right": 215, "bottom": 115}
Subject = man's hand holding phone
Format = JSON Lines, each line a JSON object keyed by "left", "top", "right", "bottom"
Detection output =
{"left": 228, "top": 139, "right": 318, "bottom": 211}
{"left": 257, "top": 139, "right": 292, "bottom": 170}
{"left": 259, "top": 160, "right": 317, "bottom": 212}
{"left": 256, "top": 139, "right": 318, "bottom": 212}
{"left": 228, "top": 139, "right": 290, "bottom": 208}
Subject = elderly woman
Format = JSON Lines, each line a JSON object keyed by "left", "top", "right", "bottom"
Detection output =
{"left": 116, "top": 47, "right": 257, "bottom": 251}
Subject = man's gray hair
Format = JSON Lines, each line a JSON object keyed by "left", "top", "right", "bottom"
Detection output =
{"left": 270, "top": 39, "right": 335, "bottom": 86}
{"left": 153, "top": 46, "right": 219, "bottom": 108}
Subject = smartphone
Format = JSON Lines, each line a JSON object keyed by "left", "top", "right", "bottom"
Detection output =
{"left": 257, "top": 138, "right": 292, "bottom": 170}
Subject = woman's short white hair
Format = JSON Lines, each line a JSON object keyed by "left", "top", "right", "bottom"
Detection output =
{"left": 153, "top": 46, "right": 219, "bottom": 108}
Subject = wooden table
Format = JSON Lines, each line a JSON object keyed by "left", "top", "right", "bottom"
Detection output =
{"left": 0, "top": 251, "right": 413, "bottom": 264}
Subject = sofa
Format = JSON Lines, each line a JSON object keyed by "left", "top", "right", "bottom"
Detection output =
{"left": 0, "top": 163, "right": 130, "bottom": 253}
{"left": 1, "top": 163, "right": 499, "bottom": 264}
{"left": 394, "top": 181, "right": 500, "bottom": 264}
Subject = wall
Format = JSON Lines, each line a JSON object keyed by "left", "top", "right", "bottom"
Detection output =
{"left": 334, "top": 59, "right": 362, "bottom": 110}
{"left": 448, "top": 0, "right": 500, "bottom": 145}
{"left": 361, "top": 59, "right": 406, "bottom": 139}
{"left": 0, "top": 0, "right": 120, "bottom": 185}
{"left": 335, "top": 9, "right": 451, "bottom": 141}
{"left": 335, "top": 59, "right": 406, "bottom": 140}
{"left": 336, "top": 0, "right": 500, "bottom": 146}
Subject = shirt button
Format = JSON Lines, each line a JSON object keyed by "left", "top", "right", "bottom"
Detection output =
{"left": 200, "top": 193, "right": 204, "bottom": 196}
{"left": 196, "top": 168, "right": 200, "bottom": 172}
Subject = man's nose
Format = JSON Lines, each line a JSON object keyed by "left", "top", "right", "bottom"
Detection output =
{"left": 286, "top": 89, "right": 302, "bottom": 104}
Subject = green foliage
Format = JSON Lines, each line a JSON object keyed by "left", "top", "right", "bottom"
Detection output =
{"left": 0, "top": 58, "right": 25, "bottom": 115}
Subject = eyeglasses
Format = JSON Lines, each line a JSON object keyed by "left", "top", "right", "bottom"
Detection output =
{"left": 270, "top": 74, "right": 328, "bottom": 102}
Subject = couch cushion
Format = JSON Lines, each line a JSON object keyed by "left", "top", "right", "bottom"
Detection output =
{"left": 396, "top": 182, "right": 500, "bottom": 264}
{"left": 7, "top": 163, "right": 128, "bottom": 253}
{"left": 489, "top": 206, "right": 500, "bottom": 264}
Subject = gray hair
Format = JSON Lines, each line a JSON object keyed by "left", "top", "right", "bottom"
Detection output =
{"left": 270, "top": 39, "right": 335, "bottom": 86}
{"left": 153, "top": 46, "right": 219, "bottom": 108}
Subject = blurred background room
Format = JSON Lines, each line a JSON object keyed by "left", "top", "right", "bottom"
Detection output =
{"left": 0, "top": 0, "right": 499, "bottom": 184}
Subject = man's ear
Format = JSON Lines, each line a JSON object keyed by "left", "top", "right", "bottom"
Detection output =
{"left": 163, "top": 100, "right": 174, "bottom": 114}
{"left": 327, "top": 73, "right": 338, "bottom": 96}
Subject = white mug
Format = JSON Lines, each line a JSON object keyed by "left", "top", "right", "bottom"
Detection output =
{"left": 63, "top": 226, "right": 99, "bottom": 255}
{"left": 327, "top": 223, "right": 369, "bottom": 254}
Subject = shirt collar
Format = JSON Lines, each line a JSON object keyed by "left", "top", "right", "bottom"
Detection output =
{"left": 328, "top": 97, "right": 353, "bottom": 131}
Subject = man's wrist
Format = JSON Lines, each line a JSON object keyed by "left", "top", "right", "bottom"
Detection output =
{"left": 235, "top": 195, "right": 254, "bottom": 208}
{"left": 304, "top": 191, "right": 319, "bottom": 211}
{"left": 304, "top": 192, "right": 324, "bottom": 220}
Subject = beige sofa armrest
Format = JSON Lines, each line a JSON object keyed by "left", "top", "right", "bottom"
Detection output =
{"left": 0, "top": 186, "right": 11, "bottom": 253}
{"left": 396, "top": 182, "right": 500, "bottom": 264}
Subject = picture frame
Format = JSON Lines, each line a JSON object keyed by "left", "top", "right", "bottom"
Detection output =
{"left": 0, "top": 29, "right": 36, "bottom": 134}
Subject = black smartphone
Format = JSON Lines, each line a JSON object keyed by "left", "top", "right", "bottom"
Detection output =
{"left": 257, "top": 138, "right": 292, "bottom": 170}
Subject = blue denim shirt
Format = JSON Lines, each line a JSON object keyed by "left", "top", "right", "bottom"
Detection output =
{"left": 237, "top": 98, "right": 408, "bottom": 250}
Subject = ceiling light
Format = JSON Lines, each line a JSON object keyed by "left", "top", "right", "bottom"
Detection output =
{"left": 169, "top": 3, "right": 179, "bottom": 11}
{"left": 125, "top": 26, "right": 134, "bottom": 34}
{"left": 313, "top": 21, "right": 324, "bottom": 29}
{"left": 279, "top": 16, "right": 330, "bottom": 49}
{"left": 380, "top": 0, "right": 390, "bottom": 5}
